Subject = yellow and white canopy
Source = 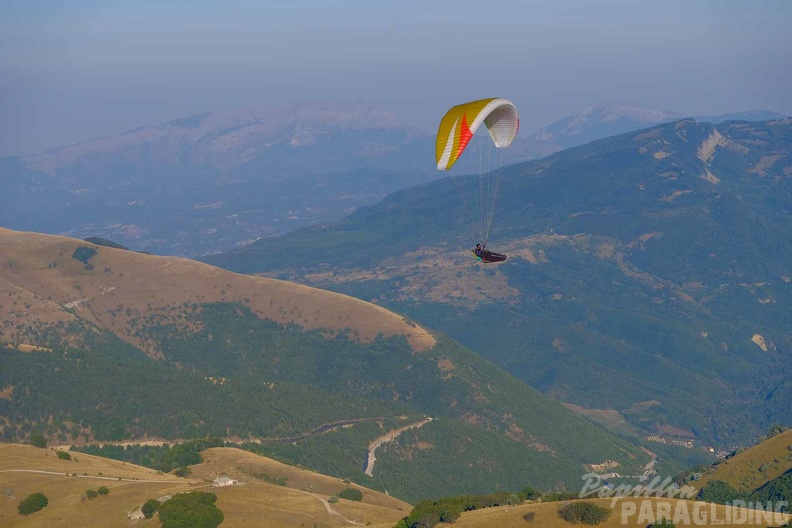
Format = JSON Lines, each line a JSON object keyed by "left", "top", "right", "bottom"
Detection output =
{"left": 435, "top": 98, "right": 519, "bottom": 170}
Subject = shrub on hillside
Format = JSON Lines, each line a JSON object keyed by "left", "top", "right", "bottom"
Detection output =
{"left": 97, "top": 486, "right": 110, "bottom": 496}
{"left": 141, "top": 498, "right": 160, "bottom": 519}
{"left": 72, "top": 246, "right": 97, "bottom": 270}
{"left": 17, "top": 493, "right": 48, "bottom": 515}
{"left": 28, "top": 434, "right": 47, "bottom": 448}
{"left": 557, "top": 501, "right": 611, "bottom": 525}
{"left": 520, "top": 486, "right": 541, "bottom": 500}
{"left": 338, "top": 488, "right": 363, "bottom": 501}
{"left": 649, "top": 518, "right": 675, "bottom": 527}
{"left": 86, "top": 489, "right": 99, "bottom": 499}
{"left": 523, "top": 511, "right": 536, "bottom": 522}
{"left": 543, "top": 491, "right": 580, "bottom": 502}
{"left": 56, "top": 450, "right": 72, "bottom": 460}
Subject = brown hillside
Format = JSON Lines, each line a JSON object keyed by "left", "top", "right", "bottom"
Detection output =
{"left": 0, "top": 443, "right": 192, "bottom": 528}
{"left": 0, "top": 227, "right": 435, "bottom": 356}
{"left": 451, "top": 497, "right": 790, "bottom": 527}
{"left": 0, "top": 444, "right": 408, "bottom": 527}
{"left": 196, "top": 447, "right": 410, "bottom": 526}
{"left": 695, "top": 429, "right": 792, "bottom": 493}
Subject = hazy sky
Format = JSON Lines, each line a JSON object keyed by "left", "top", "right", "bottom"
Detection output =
{"left": 1, "top": 0, "right": 790, "bottom": 156}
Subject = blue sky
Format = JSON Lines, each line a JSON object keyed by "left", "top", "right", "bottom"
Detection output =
{"left": 1, "top": 0, "right": 790, "bottom": 155}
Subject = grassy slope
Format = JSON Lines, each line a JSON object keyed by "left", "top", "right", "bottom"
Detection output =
{"left": 0, "top": 226, "right": 435, "bottom": 354}
{"left": 0, "top": 443, "right": 192, "bottom": 528}
{"left": 451, "top": 497, "right": 791, "bottom": 528}
{"left": 695, "top": 430, "right": 792, "bottom": 493}
{"left": 0, "top": 444, "right": 409, "bottom": 528}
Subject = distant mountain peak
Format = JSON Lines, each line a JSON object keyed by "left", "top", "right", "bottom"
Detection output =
{"left": 573, "top": 102, "right": 681, "bottom": 126}
{"left": 529, "top": 103, "right": 680, "bottom": 147}
{"left": 18, "top": 101, "right": 419, "bottom": 180}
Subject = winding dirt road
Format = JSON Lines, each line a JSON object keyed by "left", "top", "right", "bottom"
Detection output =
{"left": 0, "top": 468, "right": 183, "bottom": 484}
{"left": 364, "top": 417, "right": 432, "bottom": 477}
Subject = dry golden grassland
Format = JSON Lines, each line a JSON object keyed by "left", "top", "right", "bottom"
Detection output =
{"left": 0, "top": 443, "right": 189, "bottom": 528}
{"left": 0, "top": 227, "right": 435, "bottom": 355}
{"left": 0, "top": 444, "right": 410, "bottom": 527}
{"left": 197, "top": 448, "right": 410, "bottom": 527}
{"left": 452, "top": 497, "right": 790, "bottom": 528}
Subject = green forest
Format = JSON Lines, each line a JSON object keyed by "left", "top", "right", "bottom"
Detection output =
{"left": 1, "top": 301, "right": 647, "bottom": 502}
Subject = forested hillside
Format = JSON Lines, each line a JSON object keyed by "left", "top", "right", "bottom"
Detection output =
{"left": 205, "top": 118, "right": 792, "bottom": 447}
{"left": 0, "top": 228, "right": 647, "bottom": 502}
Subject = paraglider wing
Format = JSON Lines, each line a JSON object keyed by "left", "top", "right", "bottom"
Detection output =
{"left": 436, "top": 98, "right": 519, "bottom": 171}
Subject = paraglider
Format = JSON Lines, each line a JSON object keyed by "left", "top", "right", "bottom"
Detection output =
{"left": 436, "top": 98, "right": 518, "bottom": 263}
{"left": 473, "top": 243, "right": 507, "bottom": 263}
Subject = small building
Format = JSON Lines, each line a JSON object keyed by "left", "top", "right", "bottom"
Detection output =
{"left": 212, "top": 476, "right": 238, "bottom": 487}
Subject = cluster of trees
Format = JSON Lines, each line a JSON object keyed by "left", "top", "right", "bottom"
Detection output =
{"left": 337, "top": 488, "right": 363, "bottom": 501}
{"left": 557, "top": 501, "right": 611, "bottom": 525}
{"left": 142, "top": 498, "right": 161, "bottom": 519}
{"left": 17, "top": 492, "right": 48, "bottom": 515}
{"left": 395, "top": 489, "right": 533, "bottom": 528}
{"left": 696, "top": 480, "right": 745, "bottom": 504}
{"left": 140, "top": 492, "right": 223, "bottom": 527}
{"left": 157, "top": 492, "right": 223, "bottom": 528}
{"left": 71, "top": 246, "right": 97, "bottom": 270}
{"left": 85, "top": 486, "right": 110, "bottom": 499}
{"left": 73, "top": 438, "right": 225, "bottom": 473}
{"left": 28, "top": 434, "right": 47, "bottom": 448}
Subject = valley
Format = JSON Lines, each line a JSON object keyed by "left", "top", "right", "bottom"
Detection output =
{"left": 206, "top": 118, "right": 792, "bottom": 448}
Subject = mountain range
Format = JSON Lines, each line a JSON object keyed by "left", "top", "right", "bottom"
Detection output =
{"left": 2, "top": 101, "right": 791, "bottom": 519}
{"left": 0, "top": 227, "right": 649, "bottom": 502}
{"left": 0, "top": 101, "right": 784, "bottom": 257}
{"left": 517, "top": 103, "right": 787, "bottom": 159}
{"left": 204, "top": 117, "right": 792, "bottom": 448}
{"left": 0, "top": 102, "right": 435, "bottom": 256}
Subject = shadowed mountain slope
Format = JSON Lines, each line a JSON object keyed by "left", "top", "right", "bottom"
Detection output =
{"left": 204, "top": 118, "right": 792, "bottom": 447}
